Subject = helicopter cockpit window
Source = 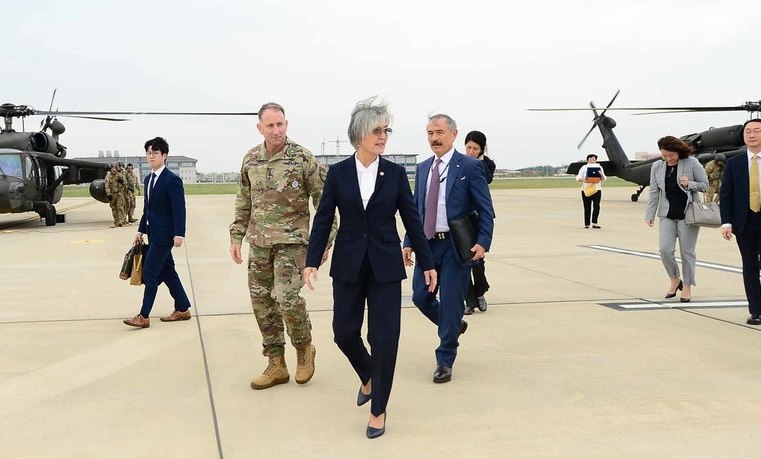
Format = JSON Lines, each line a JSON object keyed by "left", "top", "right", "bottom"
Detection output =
{"left": 0, "top": 155, "right": 23, "bottom": 179}
{"left": 22, "top": 155, "right": 34, "bottom": 180}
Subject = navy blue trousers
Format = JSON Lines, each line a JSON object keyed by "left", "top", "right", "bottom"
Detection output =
{"left": 332, "top": 257, "right": 401, "bottom": 417}
{"left": 140, "top": 243, "right": 191, "bottom": 318}
{"left": 737, "top": 210, "right": 761, "bottom": 316}
{"left": 412, "top": 238, "right": 470, "bottom": 368}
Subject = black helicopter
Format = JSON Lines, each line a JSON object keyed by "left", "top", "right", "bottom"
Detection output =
{"left": 0, "top": 96, "right": 256, "bottom": 225}
{"left": 530, "top": 91, "right": 758, "bottom": 202}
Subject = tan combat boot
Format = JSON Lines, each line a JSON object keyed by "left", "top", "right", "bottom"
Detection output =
{"left": 295, "top": 344, "right": 316, "bottom": 384}
{"left": 250, "top": 355, "right": 289, "bottom": 390}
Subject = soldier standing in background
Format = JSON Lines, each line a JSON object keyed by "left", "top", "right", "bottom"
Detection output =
{"left": 105, "top": 163, "right": 127, "bottom": 227}
{"left": 125, "top": 163, "right": 140, "bottom": 223}
{"left": 704, "top": 154, "right": 725, "bottom": 203}
{"left": 116, "top": 163, "right": 130, "bottom": 224}
{"left": 229, "top": 102, "right": 337, "bottom": 390}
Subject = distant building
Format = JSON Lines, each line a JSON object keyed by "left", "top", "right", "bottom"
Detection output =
{"left": 316, "top": 153, "right": 419, "bottom": 176}
{"left": 74, "top": 154, "right": 198, "bottom": 183}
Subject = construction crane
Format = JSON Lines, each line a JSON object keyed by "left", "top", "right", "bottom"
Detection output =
{"left": 321, "top": 136, "right": 350, "bottom": 155}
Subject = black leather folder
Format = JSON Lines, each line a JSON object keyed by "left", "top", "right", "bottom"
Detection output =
{"left": 448, "top": 211, "right": 479, "bottom": 265}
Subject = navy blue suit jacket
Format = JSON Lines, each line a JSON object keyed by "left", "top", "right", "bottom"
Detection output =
{"left": 720, "top": 149, "right": 751, "bottom": 235}
{"left": 138, "top": 169, "right": 186, "bottom": 245}
{"left": 306, "top": 155, "right": 433, "bottom": 284}
{"left": 404, "top": 151, "right": 495, "bottom": 256}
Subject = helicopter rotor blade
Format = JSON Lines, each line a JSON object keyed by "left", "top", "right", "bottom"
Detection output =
{"left": 529, "top": 105, "right": 753, "bottom": 113}
{"left": 577, "top": 123, "right": 597, "bottom": 150}
{"left": 66, "top": 115, "right": 130, "bottom": 121}
{"left": 599, "top": 89, "right": 620, "bottom": 117}
{"left": 34, "top": 110, "right": 259, "bottom": 116}
{"left": 47, "top": 89, "right": 57, "bottom": 112}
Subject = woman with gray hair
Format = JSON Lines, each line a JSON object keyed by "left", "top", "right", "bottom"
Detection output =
{"left": 303, "top": 97, "right": 436, "bottom": 438}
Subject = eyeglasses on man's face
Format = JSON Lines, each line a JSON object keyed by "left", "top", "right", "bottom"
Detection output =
{"left": 371, "top": 127, "right": 393, "bottom": 137}
{"left": 145, "top": 151, "right": 163, "bottom": 157}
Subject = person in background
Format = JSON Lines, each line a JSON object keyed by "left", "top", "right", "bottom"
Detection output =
{"left": 125, "top": 163, "right": 140, "bottom": 223}
{"left": 704, "top": 154, "right": 725, "bottom": 203}
{"left": 645, "top": 136, "right": 708, "bottom": 303}
{"left": 304, "top": 97, "right": 436, "bottom": 439}
{"left": 105, "top": 163, "right": 127, "bottom": 228}
{"left": 576, "top": 154, "right": 607, "bottom": 229}
{"left": 720, "top": 119, "right": 761, "bottom": 324}
{"left": 463, "top": 130, "right": 494, "bottom": 315}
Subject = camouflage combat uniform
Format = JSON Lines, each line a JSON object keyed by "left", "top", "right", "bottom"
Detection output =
{"left": 704, "top": 159, "right": 725, "bottom": 203}
{"left": 125, "top": 170, "right": 140, "bottom": 222}
{"left": 105, "top": 170, "right": 127, "bottom": 226}
{"left": 229, "top": 138, "right": 336, "bottom": 357}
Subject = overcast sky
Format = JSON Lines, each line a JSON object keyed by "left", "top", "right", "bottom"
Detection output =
{"left": 4, "top": 0, "right": 758, "bottom": 172}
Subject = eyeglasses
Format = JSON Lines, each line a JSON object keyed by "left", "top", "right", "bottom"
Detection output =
{"left": 372, "top": 127, "right": 393, "bottom": 136}
{"left": 746, "top": 128, "right": 761, "bottom": 135}
{"left": 145, "top": 151, "right": 163, "bottom": 157}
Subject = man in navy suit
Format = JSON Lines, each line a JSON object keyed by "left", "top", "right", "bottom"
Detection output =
{"left": 720, "top": 119, "right": 761, "bottom": 324}
{"left": 403, "top": 114, "right": 495, "bottom": 383}
{"left": 124, "top": 137, "right": 192, "bottom": 328}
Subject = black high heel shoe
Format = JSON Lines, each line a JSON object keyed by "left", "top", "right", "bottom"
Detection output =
{"left": 366, "top": 412, "right": 386, "bottom": 439}
{"left": 357, "top": 385, "right": 371, "bottom": 406}
{"left": 665, "top": 280, "right": 683, "bottom": 299}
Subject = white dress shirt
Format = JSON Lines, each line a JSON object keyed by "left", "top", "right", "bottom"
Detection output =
{"left": 355, "top": 155, "right": 379, "bottom": 209}
{"left": 147, "top": 165, "right": 166, "bottom": 203}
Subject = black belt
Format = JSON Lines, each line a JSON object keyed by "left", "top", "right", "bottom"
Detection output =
{"left": 432, "top": 232, "right": 449, "bottom": 240}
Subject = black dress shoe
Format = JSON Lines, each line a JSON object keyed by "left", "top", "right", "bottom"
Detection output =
{"left": 433, "top": 365, "right": 452, "bottom": 383}
{"left": 665, "top": 280, "right": 683, "bottom": 299}
{"left": 357, "top": 386, "right": 371, "bottom": 406}
{"left": 477, "top": 296, "right": 488, "bottom": 312}
{"left": 464, "top": 306, "right": 474, "bottom": 315}
{"left": 747, "top": 315, "right": 761, "bottom": 325}
{"left": 459, "top": 320, "right": 468, "bottom": 335}
{"left": 366, "top": 413, "right": 386, "bottom": 439}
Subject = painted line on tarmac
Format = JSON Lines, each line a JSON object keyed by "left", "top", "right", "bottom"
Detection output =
{"left": 601, "top": 300, "right": 747, "bottom": 311}
{"left": 585, "top": 245, "right": 742, "bottom": 274}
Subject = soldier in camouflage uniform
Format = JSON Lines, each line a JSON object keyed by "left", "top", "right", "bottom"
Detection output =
{"left": 125, "top": 163, "right": 140, "bottom": 223}
{"left": 105, "top": 163, "right": 127, "bottom": 227}
{"left": 704, "top": 154, "right": 725, "bottom": 203}
{"left": 229, "top": 102, "right": 337, "bottom": 390}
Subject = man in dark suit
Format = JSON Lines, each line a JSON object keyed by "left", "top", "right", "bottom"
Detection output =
{"left": 123, "top": 137, "right": 192, "bottom": 328}
{"left": 720, "top": 119, "right": 761, "bottom": 325}
{"left": 403, "top": 114, "right": 495, "bottom": 383}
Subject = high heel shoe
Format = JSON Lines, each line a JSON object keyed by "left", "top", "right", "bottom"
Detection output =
{"left": 366, "top": 412, "right": 386, "bottom": 439}
{"left": 665, "top": 280, "right": 683, "bottom": 299}
{"left": 357, "top": 385, "right": 371, "bottom": 406}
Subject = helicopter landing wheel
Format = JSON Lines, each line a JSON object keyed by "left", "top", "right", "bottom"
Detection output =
{"left": 631, "top": 193, "right": 639, "bottom": 202}
{"left": 43, "top": 204, "right": 57, "bottom": 226}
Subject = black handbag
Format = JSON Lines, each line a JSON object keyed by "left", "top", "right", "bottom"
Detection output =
{"left": 118, "top": 242, "right": 148, "bottom": 280}
{"left": 448, "top": 211, "right": 480, "bottom": 265}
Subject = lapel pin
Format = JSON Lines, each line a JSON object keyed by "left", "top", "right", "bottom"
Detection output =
{"left": 379, "top": 171, "right": 384, "bottom": 176}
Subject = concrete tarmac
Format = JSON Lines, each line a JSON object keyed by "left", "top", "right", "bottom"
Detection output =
{"left": 1, "top": 188, "right": 760, "bottom": 459}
